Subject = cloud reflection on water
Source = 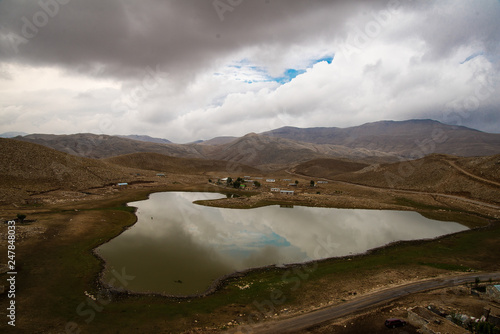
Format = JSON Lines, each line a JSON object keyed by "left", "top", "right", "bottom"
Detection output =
{"left": 97, "top": 192, "right": 468, "bottom": 295}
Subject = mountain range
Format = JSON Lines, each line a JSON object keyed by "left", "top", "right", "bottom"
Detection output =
{"left": 13, "top": 120, "right": 500, "bottom": 169}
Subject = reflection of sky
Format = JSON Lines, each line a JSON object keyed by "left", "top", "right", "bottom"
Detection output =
{"left": 98, "top": 192, "right": 468, "bottom": 295}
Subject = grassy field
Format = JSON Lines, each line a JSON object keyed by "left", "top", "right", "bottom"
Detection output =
{"left": 1, "top": 187, "right": 499, "bottom": 333}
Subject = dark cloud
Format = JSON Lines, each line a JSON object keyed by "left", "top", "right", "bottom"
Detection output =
{"left": 1, "top": 0, "right": 389, "bottom": 79}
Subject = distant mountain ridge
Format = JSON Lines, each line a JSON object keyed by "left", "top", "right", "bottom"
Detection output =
{"left": 118, "top": 134, "right": 172, "bottom": 144}
{"left": 261, "top": 119, "right": 500, "bottom": 157}
{"left": 14, "top": 120, "right": 500, "bottom": 168}
{"left": 0, "top": 131, "right": 28, "bottom": 138}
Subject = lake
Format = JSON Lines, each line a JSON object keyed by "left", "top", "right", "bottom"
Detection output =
{"left": 96, "top": 192, "right": 468, "bottom": 296}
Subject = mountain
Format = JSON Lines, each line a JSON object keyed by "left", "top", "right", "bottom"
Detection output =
{"left": 262, "top": 120, "right": 500, "bottom": 157}
{"left": 0, "top": 131, "right": 28, "bottom": 138}
{"left": 208, "top": 133, "right": 394, "bottom": 169}
{"left": 13, "top": 120, "right": 500, "bottom": 170}
{"left": 0, "top": 138, "right": 130, "bottom": 204}
{"left": 118, "top": 135, "right": 172, "bottom": 144}
{"left": 18, "top": 133, "right": 203, "bottom": 159}
{"left": 104, "top": 152, "right": 261, "bottom": 175}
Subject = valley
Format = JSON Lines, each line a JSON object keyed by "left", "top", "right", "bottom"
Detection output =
{"left": 0, "top": 120, "right": 499, "bottom": 333}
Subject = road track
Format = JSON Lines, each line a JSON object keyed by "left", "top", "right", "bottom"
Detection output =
{"left": 243, "top": 272, "right": 500, "bottom": 334}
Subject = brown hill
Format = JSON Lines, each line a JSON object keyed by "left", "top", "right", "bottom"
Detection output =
{"left": 0, "top": 138, "right": 130, "bottom": 204}
{"left": 291, "top": 158, "right": 369, "bottom": 179}
{"left": 104, "top": 152, "right": 261, "bottom": 175}
{"left": 334, "top": 154, "right": 500, "bottom": 204}
{"left": 262, "top": 120, "right": 500, "bottom": 157}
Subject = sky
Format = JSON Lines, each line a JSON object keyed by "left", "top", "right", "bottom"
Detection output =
{"left": 0, "top": 0, "right": 499, "bottom": 143}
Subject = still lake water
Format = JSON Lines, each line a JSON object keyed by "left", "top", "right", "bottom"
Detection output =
{"left": 97, "top": 192, "right": 468, "bottom": 295}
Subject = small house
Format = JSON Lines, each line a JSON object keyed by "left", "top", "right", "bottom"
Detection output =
{"left": 117, "top": 183, "right": 128, "bottom": 186}
{"left": 266, "top": 179, "right": 275, "bottom": 183}
{"left": 270, "top": 188, "right": 280, "bottom": 192}
{"left": 156, "top": 173, "right": 166, "bottom": 177}
{"left": 280, "top": 190, "right": 294, "bottom": 195}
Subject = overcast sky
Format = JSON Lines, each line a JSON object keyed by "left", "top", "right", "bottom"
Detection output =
{"left": 1, "top": 0, "right": 499, "bottom": 143}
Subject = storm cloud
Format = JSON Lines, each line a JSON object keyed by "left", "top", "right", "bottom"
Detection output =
{"left": 1, "top": 0, "right": 499, "bottom": 142}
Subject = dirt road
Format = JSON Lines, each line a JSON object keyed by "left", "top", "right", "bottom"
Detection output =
{"left": 242, "top": 272, "right": 500, "bottom": 334}
{"left": 446, "top": 160, "right": 500, "bottom": 188}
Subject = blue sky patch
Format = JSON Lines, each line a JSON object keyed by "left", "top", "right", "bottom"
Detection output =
{"left": 272, "top": 68, "right": 307, "bottom": 84}
{"left": 461, "top": 51, "right": 484, "bottom": 64}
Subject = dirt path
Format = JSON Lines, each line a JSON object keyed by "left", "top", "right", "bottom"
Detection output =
{"left": 242, "top": 272, "right": 500, "bottom": 334}
{"left": 446, "top": 160, "right": 500, "bottom": 187}
{"left": 286, "top": 170, "right": 500, "bottom": 210}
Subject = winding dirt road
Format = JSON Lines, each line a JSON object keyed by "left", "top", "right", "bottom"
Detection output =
{"left": 241, "top": 272, "right": 500, "bottom": 334}
{"left": 446, "top": 160, "right": 500, "bottom": 188}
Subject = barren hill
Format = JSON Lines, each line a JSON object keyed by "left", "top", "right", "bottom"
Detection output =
{"left": 104, "top": 152, "right": 261, "bottom": 175}
{"left": 0, "top": 138, "right": 130, "bottom": 204}
{"left": 334, "top": 154, "right": 500, "bottom": 204}
{"left": 262, "top": 120, "right": 500, "bottom": 157}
